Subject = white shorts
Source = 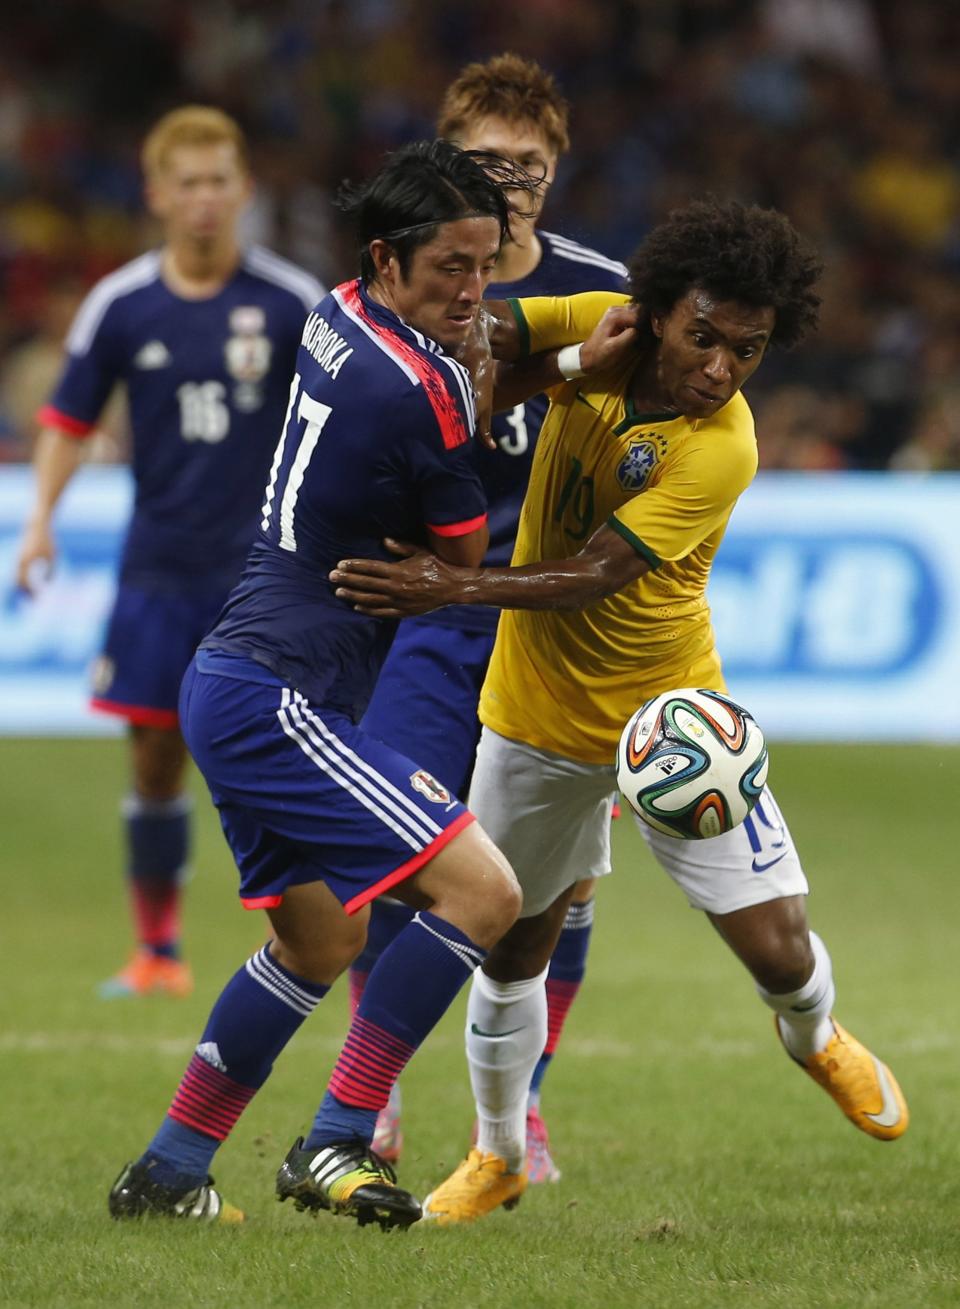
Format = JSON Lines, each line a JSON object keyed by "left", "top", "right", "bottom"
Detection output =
{"left": 468, "top": 727, "right": 617, "bottom": 918}
{"left": 469, "top": 727, "right": 808, "bottom": 918}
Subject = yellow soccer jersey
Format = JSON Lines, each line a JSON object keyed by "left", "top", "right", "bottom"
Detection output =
{"left": 480, "top": 291, "right": 758, "bottom": 765}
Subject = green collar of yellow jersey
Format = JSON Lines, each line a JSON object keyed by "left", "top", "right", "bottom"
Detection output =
{"left": 613, "top": 394, "right": 680, "bottom": 436}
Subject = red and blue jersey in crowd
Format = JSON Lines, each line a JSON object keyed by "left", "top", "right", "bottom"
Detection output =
{"left": 41, "top": 246, "right": 324, "bottom": 592}
{"left": 200, "top": 279, "right": 487, "bottom": 720}
{"left": 436, "top": 230, "right": 628, "bottom": 635}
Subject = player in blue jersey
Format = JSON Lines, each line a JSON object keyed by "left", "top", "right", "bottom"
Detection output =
{"left": 102, "top": 139, "right": 578, "bottom": 1229}
{"left": 15, "top": 107, "right": 324, "bottom": 1000}
{"left": 349, "top": 54, "right": 628, "bottom": 1183}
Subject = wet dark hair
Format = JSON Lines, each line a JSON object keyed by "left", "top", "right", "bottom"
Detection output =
{"left": 627, "top": 197, "right": 822, "bottom": 348}
{"left": 336, "top": 138, "right": 538, "bottom": 284}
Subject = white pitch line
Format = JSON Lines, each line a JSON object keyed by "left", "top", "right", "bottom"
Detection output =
{"left": 0, "top": 1031, "right": 954, "bottom": 1058}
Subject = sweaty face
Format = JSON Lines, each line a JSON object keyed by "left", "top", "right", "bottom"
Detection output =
{"left": 455, "top": 116, "right": 558, "bottom": 238}
{"left": 651, "top": 290, "right": 775, "bottom": 418}
{"left": 148, "top": 143, "right": 251, "bottom": 245}
{"left": 388, "top": 216, "right": 502, "bottom": 351}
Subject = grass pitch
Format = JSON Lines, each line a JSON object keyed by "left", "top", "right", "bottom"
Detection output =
{"left": 2, "top": 739, "right": 958, "bottom": 1308}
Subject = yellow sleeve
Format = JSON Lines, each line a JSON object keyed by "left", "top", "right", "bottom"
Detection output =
{"left": 609, "top": 426, "right": 758, "bottom": 567}
{"left": 507, "top": 291, "right": 630, "bottom": 356}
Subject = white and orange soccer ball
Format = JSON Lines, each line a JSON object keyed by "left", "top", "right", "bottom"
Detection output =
{"left": 616, "top": 688, "right": 768, "bottom": 840}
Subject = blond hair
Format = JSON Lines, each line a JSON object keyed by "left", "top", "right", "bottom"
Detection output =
{"left": 437, "top": 53, "right": 570, "bottom": 157}
{"left": 141, "top": 105, "right": 249, "bottom": 179}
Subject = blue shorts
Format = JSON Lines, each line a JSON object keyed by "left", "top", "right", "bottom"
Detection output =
{"left": 91, "top": 582, "right": 227, "bottom": 728}
{"left": 361, "top": 617, "right": 496, "bottom": 799}
{"left": 179, "top": 650, "right": 473, "bottom": 914}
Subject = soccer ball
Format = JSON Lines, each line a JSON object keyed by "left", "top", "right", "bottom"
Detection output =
{"left": 616, "top": 688, "right": 768, "bottom": 840}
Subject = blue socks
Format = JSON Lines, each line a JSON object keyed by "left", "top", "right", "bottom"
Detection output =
{"left": 529, "top": 897, "right": 594, "bottom": 1102}
{"left": 308, "top": 911, "right": 485, "bottom": 1148}
{"left": 144, "top": 944, "right": 328, "bottom": 1185}
{"left": 347, "top": 897, "right": 414, "bottom": 1012}
{"left": 143, "top": 910, "right": 488, "bottom": 1183}
{"left": 123, "top": 792, "right": 191, "bottom": 957}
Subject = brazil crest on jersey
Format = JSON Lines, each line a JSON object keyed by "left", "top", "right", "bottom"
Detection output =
{"left": 41, "top": 246, "right": 324, "bottom": 589}
{"left": 430, "top": 231, "right": 627, "bottom": 634}
{"left": 479, "top": 291, "right": 759, "bottom": 765}
{"left": 202, "top": 279, "right": 487, "bottom": 719}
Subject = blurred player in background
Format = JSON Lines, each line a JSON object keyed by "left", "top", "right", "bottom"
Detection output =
{"left": 349, "top": 53, "right": 628, "bottom": 1184}
{"left": 15, "top": 107, "right": 324, "bottom": 999}
{"left": 331, "top": 198, "right": 910, "bottom": 1224}
{"left": 107, "top": 140, "right": 548, "bottom": 1229}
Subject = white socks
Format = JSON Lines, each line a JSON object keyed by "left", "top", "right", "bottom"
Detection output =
{"left": 466, "top": 964, "right": 549, "bottom": 1173}
{"left": 757, "top": 930, "right": 836, "bottom": 1059}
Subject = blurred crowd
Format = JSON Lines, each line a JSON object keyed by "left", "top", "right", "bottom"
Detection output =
{"left": 2, "top": 0, "right": 960, "bottom": 471}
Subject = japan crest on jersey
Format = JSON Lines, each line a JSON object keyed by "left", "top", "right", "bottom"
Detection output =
{"left": 616, "top": 438, "right": 659, "bottom": 491}
{"left": 410, "top": 769, "right": 452, "bottom": 804}
{"left": 225, "top": 306, "right": 273, "bottom": 412}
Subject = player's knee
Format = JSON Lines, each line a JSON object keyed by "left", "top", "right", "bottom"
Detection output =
{"left": 749, "top": 927, "right": 815, "bottom": 993}
{"left": 494, "top": 868, "right": 524, "bottom": 933}
{"left": 465, "top": 863, "right": 522, "bottom": 950}
{"left": 131, "top": 726, "right": 188, "bottom": 800}
{"left": 271, "top": 915, "right": 368, "bottom": 986}
{"left": 415, "top": 824, "right": 522, "bottom": 948}
{"left": 484, "top": 908, "right": 559, "bottom": 981}
{"left": 712, "top": 895, "right": 814, "bottom": 992}
{"left": 486, "top": 935, "right": 543, "bottom": 980}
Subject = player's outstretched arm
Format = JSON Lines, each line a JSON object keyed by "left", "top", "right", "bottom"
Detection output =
{"left": 330, "top": 521, "right": 649, "bottom": 618}
{"left": 492, "top": 303, "right": 640, "bottom": 413}
{"left": 15, "top": 427, "right": 85, "bottom": 592}
{"left": 460, "top": 302, "right": 640, "bottom": 447}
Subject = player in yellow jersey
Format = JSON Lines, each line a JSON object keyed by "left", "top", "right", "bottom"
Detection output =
{"left": 331, "top": 198, "right": 910, "bottom": 1224}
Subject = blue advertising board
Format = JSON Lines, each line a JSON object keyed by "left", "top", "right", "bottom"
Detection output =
{"left": 0, "top": 466, "right": 132, "bottom": 735}
{"left": 1, "top": 466, "right": 958, "bottom": 739}
{"left": 710, "top": 473, "right": 960, "bottom": 740}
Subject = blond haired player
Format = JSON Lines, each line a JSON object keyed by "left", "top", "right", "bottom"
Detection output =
{"left": 331, "top": 197, "right": 910, "bottom": 1224}
{"left": 16, "top": 107, "right": 324, "bottom": 997}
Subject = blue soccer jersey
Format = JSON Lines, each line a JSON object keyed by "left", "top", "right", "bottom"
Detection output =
{"left": 41, "top": 246, "right": 324, "bottom": 590}
{"left": 435, "top": 230, "right": 628, "bottom": 633}
{"left": 201, "top": 279, "right": 487, "bottom": 720}
{"left": 360, "top": 231, "right": 628, "bottom": 795}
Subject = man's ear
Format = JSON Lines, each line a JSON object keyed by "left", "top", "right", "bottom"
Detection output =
{"left": 144, "top": 179, "right": 165, "bottom": 221}
{"left": 369, "top": 239, "right": 397, "bottom": 282}
{"left": 649, "top": 310, "right": 664, "bottom": 340}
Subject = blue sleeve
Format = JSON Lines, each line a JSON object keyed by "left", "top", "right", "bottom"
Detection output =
{"left": 404, "top": 390, "right": 487, "bottom": 535}
{"left": 45, "top": 298, "right": 122, "bottom": 429}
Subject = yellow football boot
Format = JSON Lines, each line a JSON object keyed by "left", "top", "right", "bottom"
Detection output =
{"left": 780, "top": 1017, "right": 909, "bottom": 1140}
{"left": 422, "top": 1149, "right": 527, "bottom": 1225}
